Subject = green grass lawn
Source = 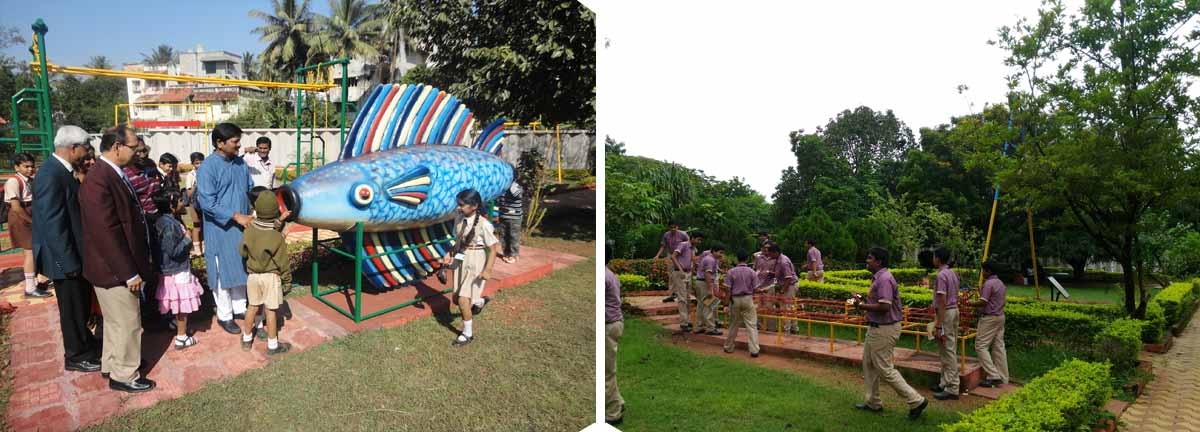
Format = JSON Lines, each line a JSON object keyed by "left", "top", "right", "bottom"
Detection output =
{"left": 614, "top": 318, "right": 970, "bottom": 432}
{"left": 85, "top": 258, "right": 596, "bottom": 432}
{"left": 1004, "top": 280, "right": 1156, "bottom": 304}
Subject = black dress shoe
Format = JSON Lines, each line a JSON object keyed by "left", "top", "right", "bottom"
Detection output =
{"left": 934, "top": 391, "right": 959, "bottom": 400}
{"left": 930, "top": 384, "right": 944, "bottom": 393}
{"left": 24, "top": 290, "right": 52, "bottom": 299}
{"left": 854, "top": 403, "right": 882, "bottom": 412}
{"left": 452, "top": 335, "right": 474, "bottom": 347}
{"left": 978, "top": 379, "right": 1000, "bottom": 388}
{"left": 750, "top": 352, "right": 760, "bottom": 358}
{"left": 908, "top": 398, "right": 929, "bottom": 420}
{"left": 218, "top": 319, "right": 241, "bottom": 335}
{"left": 65, "top": 359, "right": 101, "bottom": 373}
{"left": 661, "top": 295, "right": 676, "bottom": 303}
{"left": 109, "top": 377, "right": 156, "bottom": 393}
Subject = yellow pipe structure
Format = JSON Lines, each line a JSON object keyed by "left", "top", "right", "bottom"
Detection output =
{"left": 978, "top": 198, "right": 1001, "bottom": 287}
{"left": 555, "top": 124, "right": 563, "bottom": 183}
{"left": 38, "top": 62, "right": 336, "bottom": 91}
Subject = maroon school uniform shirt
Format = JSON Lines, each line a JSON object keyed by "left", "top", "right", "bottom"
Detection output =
{"left": 807, "top": 247, "right": 824, "bottom": 272}
{"left": 605, "top": 267, "right": 623, "bottom": 323}
{"left": 979, "top": 275, "right": 1007, "bottom": 316}
{"left": 867, "top": 268, "right": 903, "bottom": 324}
{"left": 934, "top": 265, "right": 960, "bottom": 310}
{"left": 726, "top": 263, "right": 757, "bottom": 296}
{"left": 673, "top": 242, "right": 696, "bottom": 272}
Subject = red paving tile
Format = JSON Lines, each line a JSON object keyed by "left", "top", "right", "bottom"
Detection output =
{"left": 1, "top": 245, "right": 583, "bottom": 430}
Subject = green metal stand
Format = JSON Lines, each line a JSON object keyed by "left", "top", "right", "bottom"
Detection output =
{"left": 1, "top": 19, "right": 55, "bottom": 168}
{"left": 309, "top": 222, "right": 457, "bottom": 323}
{"left": 283, "top": 59, "right": 350, "bottom": 184}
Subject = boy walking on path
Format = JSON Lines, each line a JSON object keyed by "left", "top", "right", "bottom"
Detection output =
{"left": 655, "top": 222, "right": 690, "bottom": 303}
{"left": 805, "top": 239, "right": 825, "bottom": 282}
{"left": 931, "top": 247, "right": 961, "bottom": 399}
{"left": 239, "top": 192, "right": 292, "bottom": 355}
{"left": 854, "top": 247, "right": 928, "bottom": 420}
{"left": 969, "top": 261, "right": 1009, "bottom": 387}
{"left": 694, "top": 245, "right": 723, "bottom": 335}
{"left": 672, "top": 232, "right": 702, "bottom": 331}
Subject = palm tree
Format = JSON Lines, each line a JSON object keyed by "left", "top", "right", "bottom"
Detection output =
{"left": 250, "top": 0, "right": 316, "bottom": 79}
{"left": 308, "top": 0, "right": 386, "bottom": 62}
{"left": 242, "top": 51, "right": 257, "bottom": 80}
{"left": 85, "top": 56, "right": 112, "bottom": 70}
{"left": 141, "top": 45, "right": 175, "bottom": 66}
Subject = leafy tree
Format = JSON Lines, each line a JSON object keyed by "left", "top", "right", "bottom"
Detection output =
{"left": 389, "top": 0, "right": 595, "bottom": 126}
{"left": 772, "top": 129, "right": 876, "bottom": 224}
{"left": 821, "top": 106, "right": 917, "bottom": 178}
{"left": 84, "top": 56, "right": 112, "bottom": 70}
{"left": 242, "top": 51, "right": 258, "bottom": 80}
{"left": 309, "top": 0, "right": 386, "bottom": 62}
{"left": 987, "top": 0, "right": 1200, "bottom": 316}
{"left": 775, "top": 208, "right": 855, "bottom": 263}
{"left": 1162, "top": 230, "right": 1200, "bottom": 277}
{"left": 397, "top": 63, "right": 434, "bottom": 85}
{"left": 141, "top": 44, "right": 176, "bottom": 66}
{"left": 250, "top": 0, "right": 317, "bottom": 82}
{"left": 51, "top": 74, "right": 127, "bottom": 133}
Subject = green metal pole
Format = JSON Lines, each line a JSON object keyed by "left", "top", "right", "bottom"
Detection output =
{"left": 354, "top": 222, "right": 364, "bottom": 323}
{"left": 311, "top": 226, "right": 319, "bottom": 299}
{"left": 294, "top": 68, "right": 303, "bottom": 183}
{"left": 32, "top": 19, "right": 52, "bottom": 159}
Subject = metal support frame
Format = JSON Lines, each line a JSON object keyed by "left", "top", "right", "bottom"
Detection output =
{"left": 309, "top": 222, "right": 457, "bottom": 323}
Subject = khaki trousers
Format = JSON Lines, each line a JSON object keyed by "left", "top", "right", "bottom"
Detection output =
{"left": 975, "top": 314, "right": 1009, "bottom": 383}
{"left": 692, "top": 278, "right": 715, "bottom": 330}
{"left": 808, "top": 270, "right": 825, "bottom": 283}
{"left": 937, "top": 308, "right": 960, "bottom": 393}
{"left": 863, "top": 323, "right": 924, "bottom": 409}
{"left": 778, "top": 283, "right": 796, "bottom": 332}
{"left": 670, "top": 270, "right": 692, "bottom": 326}
{"left": 605, "top": 321, "right": 624, "bottom": 421}
{"left": 94, "top": 285, "right": 143, "bottom": 383}
{"left": 724, "top": 295, "right": 759, "bottom": 354}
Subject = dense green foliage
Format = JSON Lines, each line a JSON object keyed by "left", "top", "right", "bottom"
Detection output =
{"left": 941, "top": 359, "right": 1111, "bottom": 432}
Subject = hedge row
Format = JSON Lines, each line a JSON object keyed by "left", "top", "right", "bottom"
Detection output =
{"left": 941, "top": 359, "right": 1111, "bottom": 432}
{"left": 607, "top": 259, "right": 673, "bottom": 289}
{"left": 1091, "top": 319, "right": 1144, "bottom": 375}
{"left": 1153, "top": 280, "right": 1200, "bottom": 329}
{"left": 617, "top": 274, "right": 653, "bottom": 293}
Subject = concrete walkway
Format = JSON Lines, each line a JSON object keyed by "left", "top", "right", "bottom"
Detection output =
{"left": 1122, "top": 316, "right": 1200, "bottom": 431}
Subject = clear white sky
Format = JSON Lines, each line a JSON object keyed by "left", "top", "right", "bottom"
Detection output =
{"left": 596, "top": 1, "right": 1047, "bottom": 199}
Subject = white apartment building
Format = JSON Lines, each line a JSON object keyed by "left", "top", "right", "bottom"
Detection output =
{"left": 123, "top": 44, "right": 263, "bottom": 127}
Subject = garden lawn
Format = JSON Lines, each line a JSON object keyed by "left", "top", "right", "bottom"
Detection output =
{"left": 85, "top": 259, "right": 597, "bottom": 432}
{"left": 615, "top": 318, "right": 968, "bottom": 432}
{"left": 1004, "top": 280, "right": 1159, "bottom": 304}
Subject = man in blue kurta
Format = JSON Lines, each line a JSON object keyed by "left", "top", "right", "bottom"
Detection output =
{"left": 197, "top": 124, "right": 255, "bottom": 334}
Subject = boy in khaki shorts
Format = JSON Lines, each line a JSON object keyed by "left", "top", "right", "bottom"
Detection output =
{"left": 239, "top": 192, "right": 292, "bottom": 355}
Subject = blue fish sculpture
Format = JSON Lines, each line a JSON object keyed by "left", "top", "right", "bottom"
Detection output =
{"left": 279, "top": 83, "right": 512, "bottom": 290}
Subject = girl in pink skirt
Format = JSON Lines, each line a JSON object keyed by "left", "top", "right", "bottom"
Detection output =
{"left": 150, "top": 190, "right": 203, "bottom": 350}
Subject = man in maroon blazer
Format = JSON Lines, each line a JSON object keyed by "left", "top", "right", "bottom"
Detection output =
{"left": 79, "top": 125, "right": 156, "bottom": 393}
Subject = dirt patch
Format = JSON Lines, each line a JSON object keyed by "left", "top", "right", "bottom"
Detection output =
{"left": 492, "top": 297, "right": 547, "bottom": 328}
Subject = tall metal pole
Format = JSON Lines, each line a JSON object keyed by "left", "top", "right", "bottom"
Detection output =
{"left": 978, "top": 98, "right": 1013, "bottom": 288}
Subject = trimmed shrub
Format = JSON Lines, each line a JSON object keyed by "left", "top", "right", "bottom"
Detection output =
{"left": 1154, "top": 281, "right": 1198, "bottom": 328}
{"left": 941, "top": 359, "right": 1112, "bottom": 432}
{"left": 617, "top": 274, "right": 652, "bottom": 293}
{"left": 1004, "top": 303, "right": 1105, "bottom": 349}
{"left": 607, "top": 259, "right": 672, "bottom": 289}
{"left": 1141, "top": 301, "right": 1166, "bottom": 344}
{"left": 1091, "top": 319, "right": 1144, "bottom": 375}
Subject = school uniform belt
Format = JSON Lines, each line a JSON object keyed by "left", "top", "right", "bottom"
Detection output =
{"left": 867, "top": 321, "right": 897, "bottom": 327}
{"left": 465, "top": 246, "right": 486, "bottom": 250}
{"left": 731, "top": 293, "right": 752, "bottom": 297}
{"left": 943, "top": 306, "right": 958, "bottom": 310}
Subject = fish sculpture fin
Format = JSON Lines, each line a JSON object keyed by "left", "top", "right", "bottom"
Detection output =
{"left": 385, "top": 166, "right": 432, "bottom": 206}
{"left": 348, "top": 220, "right": 456, "bottom": 290}
{"left": 339, "top": 83, "right": 501, "bottom": 161}
{"left": 471, "top": 118, "right": 507, "bottom": 156}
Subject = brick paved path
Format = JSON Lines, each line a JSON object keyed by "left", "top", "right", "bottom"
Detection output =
{"left": 1122, "top": 316, "right": 1200, "bottom": 432}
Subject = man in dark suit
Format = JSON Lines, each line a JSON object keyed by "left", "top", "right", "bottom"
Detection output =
{"left": 33, "top": 125, "right": 100, "bottom": 373}
{"left": 80, "top": 125, "right": 156, "bottom": 393}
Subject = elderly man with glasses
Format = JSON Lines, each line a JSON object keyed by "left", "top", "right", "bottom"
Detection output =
{"left": 32, "top": 125, "right": 102, "bottom": 374}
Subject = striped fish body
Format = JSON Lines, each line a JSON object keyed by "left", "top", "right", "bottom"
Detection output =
{"left": 285, "top": 145, "right": 513, "bottom": 232}
{"left": 279, "top": 83, "right": 511, "bottom": 291}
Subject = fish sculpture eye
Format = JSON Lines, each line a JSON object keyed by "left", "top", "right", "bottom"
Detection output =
{"left": 351, "top": 183, "right": 375, "bottom": 207}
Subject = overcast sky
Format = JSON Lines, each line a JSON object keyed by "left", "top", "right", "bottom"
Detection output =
{"left": 596, "top": 1, "right": 1048, "bottom": 199}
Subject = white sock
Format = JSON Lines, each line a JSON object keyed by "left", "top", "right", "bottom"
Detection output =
{"left": 463, "top": 320, "right": 473, "bottom": 337}
{"left": 24, "top": 273, "right": 36, "bottom": 293}
{"left": 242, "top": 333, "right": 253, "bottom": 343}
{"left": 268, "top": 338, "right": 279, "bottom": 350}
{"left": 472, "top": 298, "right": 484, "bottom": 307}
